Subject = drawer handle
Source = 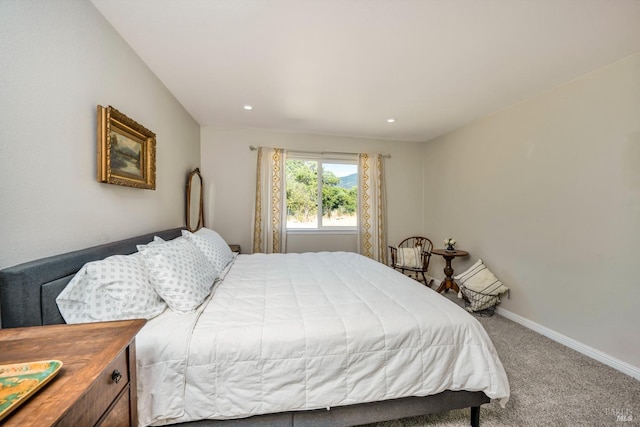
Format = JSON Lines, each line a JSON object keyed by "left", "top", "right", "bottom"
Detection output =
{"left": 111, "top": 370, "right": 122, "bottom": 384}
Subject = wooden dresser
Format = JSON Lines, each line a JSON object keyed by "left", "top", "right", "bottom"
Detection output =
{"left": 0, "top": 319, "right": 146, "bottom": 426}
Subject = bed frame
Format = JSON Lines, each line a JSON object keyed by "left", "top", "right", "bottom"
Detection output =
{"left": 0, "top": 228, "right": 490, "bottom": 427}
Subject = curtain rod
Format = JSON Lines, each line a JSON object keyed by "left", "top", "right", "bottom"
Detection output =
{"left": 248, "top": 145, "right": 391, "bottom": 158}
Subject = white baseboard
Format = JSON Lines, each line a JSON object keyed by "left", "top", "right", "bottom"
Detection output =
{"left": 495, "top": 307, "right": 640, "bottom": 381}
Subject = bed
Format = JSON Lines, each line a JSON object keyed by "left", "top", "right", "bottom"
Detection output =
{"left": 0, "top": 227, "right": 509, "bottom": 427}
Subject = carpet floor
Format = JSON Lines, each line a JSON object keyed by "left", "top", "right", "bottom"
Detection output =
{"left": 364, "top": 294, "right": 639, "bottom": 427}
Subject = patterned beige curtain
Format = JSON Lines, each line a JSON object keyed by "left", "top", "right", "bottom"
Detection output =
{"left": 252, "top": 147, "right": 287, "bottom": 253}
{"left": 357, "top": 153, "right": 387, "bottom": 263}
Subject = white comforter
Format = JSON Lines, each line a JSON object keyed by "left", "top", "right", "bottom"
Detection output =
{"left": 136, "top": 252, "right": 510, "bottom": 426}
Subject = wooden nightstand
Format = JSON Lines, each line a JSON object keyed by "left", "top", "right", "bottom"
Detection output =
{"left": 0, "top": 319, "right": 146, "bottom": 427}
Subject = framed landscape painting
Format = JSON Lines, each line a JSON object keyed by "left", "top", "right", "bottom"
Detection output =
{"left": 97, "top": 105, "right": 156, "bottom": 190}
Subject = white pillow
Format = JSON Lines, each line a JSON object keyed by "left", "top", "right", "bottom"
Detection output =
{"left": 395, "top": 246, "right": 422, "bottom": 268}
{"left": 455, "top": 259, "right": 508, "bottom": 295}
{"left": 56, "top": 252, "right": 167, "bottom": 323}
{"left": 138, "top": 236, "right": 218, "bottom": 313}
{"left": 181, "top": 228, "right": 234, "bottom": 274}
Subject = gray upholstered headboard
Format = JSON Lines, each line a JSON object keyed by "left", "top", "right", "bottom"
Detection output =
{"left": 0, "top": 228, "right": 183, "bottom": 329}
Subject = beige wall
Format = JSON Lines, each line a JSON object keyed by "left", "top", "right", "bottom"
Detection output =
{"left": 0, "top": 1, "right": 200, "bottom": 268}
{"left": 423, "top": 54, "right": 640, "bottom": 369}
{"left": 200, "top": 127, "right": 425, "bottom": 254}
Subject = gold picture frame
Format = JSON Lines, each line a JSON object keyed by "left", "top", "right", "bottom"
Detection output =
{"left": 97, "top": 105, "right": 156, "bottom": 190}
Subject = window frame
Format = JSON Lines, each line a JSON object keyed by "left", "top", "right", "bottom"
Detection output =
{"left": 285, "top": 153, "right": 358, "bottom": 232}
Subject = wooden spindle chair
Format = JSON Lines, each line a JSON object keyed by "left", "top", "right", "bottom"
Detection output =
{"left": 389, "top": 236, "right": 434, "bottom": 286}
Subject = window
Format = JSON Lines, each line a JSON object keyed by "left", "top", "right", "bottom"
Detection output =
{"left": 285, "top": 156, "right": 358, "bottom": 230}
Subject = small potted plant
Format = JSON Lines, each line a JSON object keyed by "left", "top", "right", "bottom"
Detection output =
{"left": 444, "top": 238, "right": 456, "bottom": 251}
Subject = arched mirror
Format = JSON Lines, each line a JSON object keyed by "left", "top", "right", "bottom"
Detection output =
{"left": 186, "top": 168, "right": 204, "bottom": 232}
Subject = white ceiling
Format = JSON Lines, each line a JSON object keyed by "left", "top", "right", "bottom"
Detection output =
{"left": 91, "top": 0, "right": 640, "bottom": 142}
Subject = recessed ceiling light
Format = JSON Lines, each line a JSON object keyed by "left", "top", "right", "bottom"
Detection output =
{"left": 387, "top": 118, "right": 396, "bottom": 123}
{"left": 243, "top": 105, "right": 253, "bottom": 110}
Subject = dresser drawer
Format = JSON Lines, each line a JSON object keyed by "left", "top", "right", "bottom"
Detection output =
{"left": 97, "top": 386, "right": 131, "bottom": 427}
{"left": 58, "top": 347, "right": 130, "bottom": 426}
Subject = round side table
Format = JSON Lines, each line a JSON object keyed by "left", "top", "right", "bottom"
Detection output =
{"left": 430, "top": 249, "right": 469, "bottom": 294}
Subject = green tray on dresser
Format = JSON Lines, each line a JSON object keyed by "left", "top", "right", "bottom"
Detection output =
{"left": 0, "top": 360, "right": 63, "bottom": 421}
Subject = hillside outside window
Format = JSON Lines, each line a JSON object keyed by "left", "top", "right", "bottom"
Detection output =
{"left": 285, "top": 156, "right": 358, "bottom": 230}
